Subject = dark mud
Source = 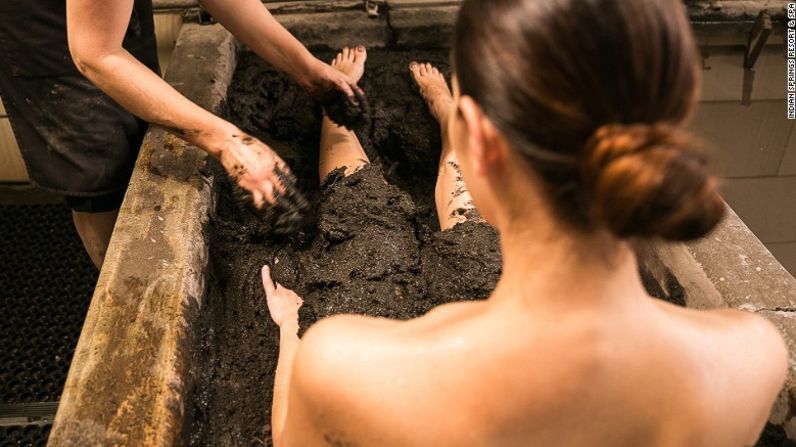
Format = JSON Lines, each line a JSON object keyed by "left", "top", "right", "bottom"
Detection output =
{"left": 185, "top": 48, "right": 502, "bottom": 447}
{"left": 320, "top": 87, "right": 371, "bottom": 131}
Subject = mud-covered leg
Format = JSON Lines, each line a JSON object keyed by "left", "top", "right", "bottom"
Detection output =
{"left": 410, "top": 62, "right": 477, "bottom": 231}
{"left": 436, "top": 131, "right": 476, "bottom": 231}
{"left": 319, "top": 47, "right": 370, "bottom": 182}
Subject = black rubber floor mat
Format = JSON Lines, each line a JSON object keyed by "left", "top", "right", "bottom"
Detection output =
{"left": 0, "top": 204, "right": 97, "bottom": 404}
{"left": 0, "top": 425, "right": 51, "bottom": 447}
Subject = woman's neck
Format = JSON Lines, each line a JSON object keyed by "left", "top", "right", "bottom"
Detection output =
{"left": 490, "top": 221, "right": 649, "bottom": 311}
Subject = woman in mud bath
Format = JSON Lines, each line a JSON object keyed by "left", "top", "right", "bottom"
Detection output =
{"left": 261, "top": 0, "right": 787, "bottom": 445}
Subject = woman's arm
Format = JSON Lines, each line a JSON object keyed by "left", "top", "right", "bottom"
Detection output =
{"left": 197, "top": 0, "right": 357, "bottom": 99}
{"left": 262, "top": 266, "right": 303, "bottom": 445}
{"left": 66, "top": 0, "right": 294, "bottom": 207}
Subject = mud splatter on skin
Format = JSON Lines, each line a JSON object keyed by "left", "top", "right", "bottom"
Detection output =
{"left": 229, "top": 163, "right": 247, "bottom": 178}
{"left": 186, "top": 49, "right": 502, "bottom": 447}
{"left": 157, "top": 124, "right": 193, "bottom": 138}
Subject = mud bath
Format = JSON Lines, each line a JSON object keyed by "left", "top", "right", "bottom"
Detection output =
{"left": 184, "top": 47, "right": 694, "bottom": 446}
{"left": 185, "top": 48, "right": 502, "bottom": 446}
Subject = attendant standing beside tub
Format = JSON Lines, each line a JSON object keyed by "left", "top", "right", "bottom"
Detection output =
{"left": 0, "top": 0, "right": 363, "bottom": 268}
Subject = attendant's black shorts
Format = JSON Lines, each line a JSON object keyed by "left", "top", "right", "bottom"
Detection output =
{"left": 0, "top": 0, "right": 158, "bottom": 213}
{"left": 0, "top": 69, "right": 148, "bottom": 213}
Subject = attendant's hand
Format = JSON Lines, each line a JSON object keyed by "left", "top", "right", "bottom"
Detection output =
{"left": 219, "top": 133, "right": 296, "bottom": 209}
{"left": 302, "top": 59, "right": 358, "bottom": 99}
{"left": 301, "top": 60, "right": 369, "bottom": 130}
{"left": 262, "top": 265, "right": 303, "bottom": 328}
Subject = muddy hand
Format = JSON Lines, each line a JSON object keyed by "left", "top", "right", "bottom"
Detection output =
{"left": 307, "top": 62, "right": 370, "bottom": 131}
{"left": 262, "top": 265, "right": 303, "bottom": 328}
{"left": 220, "top": 134, "right": 300, "bottom": 209}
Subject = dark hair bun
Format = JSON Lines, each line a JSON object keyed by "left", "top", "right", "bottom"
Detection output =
{"left": 582, "top": 123, "right": 725, "bottom": 241}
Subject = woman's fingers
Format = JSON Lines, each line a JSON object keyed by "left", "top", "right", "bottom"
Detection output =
{"left": 288, "top": 288, "right": 304, "bottom": 306}
{"left": 262, "top": 265, "right": 276, "bottom": 296}
{"left": 276, "top": 283, "right": 303, "bottom": 305}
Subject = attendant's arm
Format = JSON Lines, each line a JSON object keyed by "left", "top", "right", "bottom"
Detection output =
{"left": 66, "top": 0, "right": 293, "bottom": 207}
{"left": 262, "top": 266, "right": 303, "bottom": 446}
{"left": 198, "top": 0, "right": 357, "bottom": 98}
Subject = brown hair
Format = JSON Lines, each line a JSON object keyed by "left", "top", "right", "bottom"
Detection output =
{"left": 453, "top": 0, "right": 725, "bottom": 241}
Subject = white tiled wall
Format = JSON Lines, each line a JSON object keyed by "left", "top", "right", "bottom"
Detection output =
{"left": 692, "top": 100, "right": 793, "bottom": 178}
{"left": 722, "top": 177, "right": 796, "bottom": 243}
{"left": 693, "top": 44, "right": 796, "bottom": 276}
{"left": 769, "top": 242, "right": 796, "bottom": 275}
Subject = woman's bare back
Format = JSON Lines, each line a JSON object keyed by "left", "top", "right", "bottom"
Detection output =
{"left": 283, "top": 296, "right": 786, "bottom": 447}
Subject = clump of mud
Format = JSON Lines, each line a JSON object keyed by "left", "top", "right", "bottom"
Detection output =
{"left": 230, "top": 164, "right": 310, "bottom": 237}
{"left": 321, "top": 87, "right": 371, "bottom": 131}
{"left": 185, "top": 48, "right": 502, "bottom": 447}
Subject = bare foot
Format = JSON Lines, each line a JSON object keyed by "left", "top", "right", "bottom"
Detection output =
{"left": 331, "top": 46, "right": 367, "bottom": 84}
{"left": 410, "top": 62, "right": 455, "bottom": 125}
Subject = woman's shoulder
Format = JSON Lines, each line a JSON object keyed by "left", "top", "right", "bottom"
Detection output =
{"left": 291, "top": 302, "right": 488, "bottom": 400}
{"left": 657, "top": 301, "right": 787, "bottom": 369}
{"left": 701, "top": 308, "right": 789, "bottom": 441}
{"left": 296, "top": 314, "right": 402, "bottom": 370}
{"left": 653, "top": 298, "right": 777, "bottom": 335}
{"left": 287, "top": 312, "right": 478, "bottom": 443}
{"left": 713, "top": 308, "right": 788, "bottom": 376}
{"left": 656, "top": 302, "right": 788, "bottom": 425}
{"left": 679, "top": 304, "right": 785, "bottom": 352}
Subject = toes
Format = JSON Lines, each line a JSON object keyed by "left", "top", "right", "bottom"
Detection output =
{"left": 343, "top": 47, "right": 351, "bottom": 61}
{"left": 355, "top": 45, "right": 367, "bottom": 63}
{"left": 409, "top": 61, "right": 420, "bottom": 76}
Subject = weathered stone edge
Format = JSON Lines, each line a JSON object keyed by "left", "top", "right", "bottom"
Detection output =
{"left": 48, "top": 24, "right": 236, "bottom": 447}
{"left": 687, "top": 0, "right": 788, "bottom": 22}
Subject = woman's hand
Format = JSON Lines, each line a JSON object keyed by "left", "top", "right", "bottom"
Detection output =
{"left": 301, "top": 60, "right": 369, "bottom": 130}
{"left": 262, "top": 265, "right": 303, "bottom": 328}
